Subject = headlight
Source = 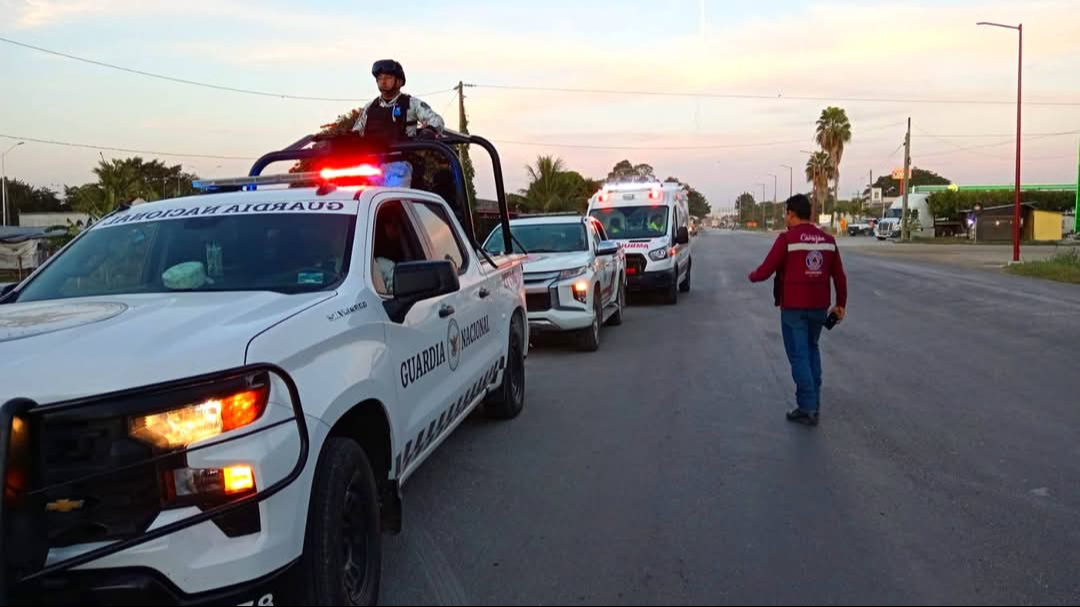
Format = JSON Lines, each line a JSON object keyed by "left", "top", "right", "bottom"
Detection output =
{"left": 559, "top": 266, "right": 588, "bottom": 280}
{"left": 129, "top": 385, "right": 270, "bottom": 450}
{"left": 648, "top": 248, "right": 669, "bottom": 261}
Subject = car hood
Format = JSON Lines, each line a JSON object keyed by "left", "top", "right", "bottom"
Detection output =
{"left": 521, "top": 251, "right": 594, "bottom": 275}
{"left": 0, "top": 291, "right": 332, "bottom": 404}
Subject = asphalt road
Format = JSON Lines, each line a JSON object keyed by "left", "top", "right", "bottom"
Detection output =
{"left": 382, "top": 230, "right": 1080, "bottom": 606}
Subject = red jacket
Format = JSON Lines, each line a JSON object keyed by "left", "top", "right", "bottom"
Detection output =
{"left": 749, "top": 224, "right": 847, "bottom": 310}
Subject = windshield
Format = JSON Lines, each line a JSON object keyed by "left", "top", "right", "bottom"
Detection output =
{"left": 14, "top": 213, "right": 355, "bottom": 302}
{"left": 885, "top": 209, "right": 903, "bottom": 219}
{"left": 590, "top": 206, "right": 669, "bottom": 240}
{"left": 484, "top": 222, "right": 587, "bottom": 255}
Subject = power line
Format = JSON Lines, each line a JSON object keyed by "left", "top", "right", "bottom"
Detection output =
{"left": 493, "top": 121, "right": 908, "bottom": 151}
{"left": 0, "top": 133, "right": 256, "bottom": 161}
{"left": 492, "top": 137, "right": 813, "bottom": 151}
{"left": 916, "top": 129, "right": 1080, "bottom": 139}
{"left": 472, "top": 83, "right": 1080, "bottom": 107}
{"left": 914, "top": 127, "right": 1080, "bottom": 160}
{"left": 0, "top": 36, "right": 454, "bottom": 102}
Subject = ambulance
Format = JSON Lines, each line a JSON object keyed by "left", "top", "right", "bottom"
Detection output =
{"left": 587, "top": 179, "right": 692, "bottom": 304}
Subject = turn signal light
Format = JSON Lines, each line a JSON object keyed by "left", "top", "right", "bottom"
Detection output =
{"left": 224, "top": 466, "right": 256, "bottom": 494}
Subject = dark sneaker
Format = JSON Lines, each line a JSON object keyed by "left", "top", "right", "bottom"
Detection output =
{"left": 786, "top": 408, "right": 819, "bottom": 426}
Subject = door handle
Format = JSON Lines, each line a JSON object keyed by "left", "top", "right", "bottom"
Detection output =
{"left": 478, "top": 288, "right": 491, "bottom": 299}
{"left": 439, "top": 304, "right": 456, "bottom": 318}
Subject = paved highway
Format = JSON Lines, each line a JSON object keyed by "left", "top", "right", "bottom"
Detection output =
{"left": 382, "top": 230, "right": 1080, "bottom": 606}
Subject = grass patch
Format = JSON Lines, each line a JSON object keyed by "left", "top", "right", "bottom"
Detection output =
{"left": 1005, "top": 249, "right": 1080, "bottom": 284}
{"left": 905, "top": 237, "right": 1062, "bottom": 246}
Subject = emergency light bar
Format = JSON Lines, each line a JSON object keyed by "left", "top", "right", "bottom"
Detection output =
{"left": 193, "top": 164, "right": 385, "bottom": 191}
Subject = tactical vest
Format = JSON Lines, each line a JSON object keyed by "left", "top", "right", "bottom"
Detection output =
{"left": 364, "top": 94, "right": 414, "bottom": 142}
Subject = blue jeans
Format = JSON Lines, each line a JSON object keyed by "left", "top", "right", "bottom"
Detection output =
{"left": 781, "top": 308, "right": 828, "bottom": 413}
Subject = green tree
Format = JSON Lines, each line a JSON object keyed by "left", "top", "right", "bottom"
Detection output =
{"left": 868, "top": 167, "right": 951, "bottom": 197}
{"left": 517, "top": 155, "right": 592, "bottom": 213}
{"left": 67, "top": 157, "right": 198, "bottom": 219}
{"left": 606, "top": 160, "right": 655, "bottom": 182}
{"left": 3, "top": 179, "right": 64, "bottom": 224}
{"left": 815, "top": 106, "right": 852, "bottom": 227}
{"left": 928, "top": 189, "right": 1075, "bottom": 218}
{"left": 805, "top": 151, "right": 833, "bottom": 221}
{"left": 736, "top": 192, "right": 758, "bottom": 224}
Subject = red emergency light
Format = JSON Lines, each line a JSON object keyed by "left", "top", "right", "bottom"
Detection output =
{"left": 320, "top": 165, "right": 383, "bottom": 181}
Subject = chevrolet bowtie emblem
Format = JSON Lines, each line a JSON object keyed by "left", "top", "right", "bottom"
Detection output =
{"left": 45, "top": 499, "right": 85, "bottom": 513}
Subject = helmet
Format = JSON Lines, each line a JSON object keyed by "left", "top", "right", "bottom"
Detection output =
{"left": 371, "top": 59, "right": 406, "bottom": 85}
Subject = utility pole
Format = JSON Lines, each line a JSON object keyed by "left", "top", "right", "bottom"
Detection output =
{"left": 901, "top": 117, "right": 912, "bottom": 242}
{"left": 781, "top": 165, "right": 793, "bottom": 200}
{"left": 456, "top": 81, "right": 467, "bottom": 134}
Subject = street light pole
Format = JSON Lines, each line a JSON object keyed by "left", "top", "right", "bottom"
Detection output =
{"left": 978, "top": 21, "right": 1023, "bottom": 262}
{"left": 781, "top": 165, "right": 793, "bottom": 200}
{"left": 2, "top": 141, "right": 26, "bottom": 226}
{"left": 769, "top": 173, "right": 778, "bottom": 227}
{"left": 756, "top": 183, "right": 767, "bottom": 230}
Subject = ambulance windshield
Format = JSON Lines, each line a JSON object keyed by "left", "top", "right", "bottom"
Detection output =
{"left": 590, "top": 206, "right": 669, "bottom": 240}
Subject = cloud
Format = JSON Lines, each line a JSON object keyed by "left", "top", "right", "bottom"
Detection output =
{"left": 6, "top": 0, "right": 115, "bottom": 28}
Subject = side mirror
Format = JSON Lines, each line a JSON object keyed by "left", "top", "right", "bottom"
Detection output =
{"left": 596, "top": 241, "right": 620, "bottom": 256}
{"left": 385, "top": 261, "right": 459, "bottom": 323}
{"left": 394, "top": 260, "right": 459, "bottom": 301}
{"left": 676, "top": 227, "right": 690, "bottom": 245}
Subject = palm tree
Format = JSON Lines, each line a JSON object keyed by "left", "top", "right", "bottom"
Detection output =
{"left": 520, "top": 156, "right": 580, "bottom": 212}
{"left": 805, "top": 151, "right": 833, "bottom": 222}
{"left": 815, "top": 106, "right": 852, "bottom": 228}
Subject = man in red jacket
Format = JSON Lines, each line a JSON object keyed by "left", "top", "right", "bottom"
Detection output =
{"left": 749, "top": 194, "right": 847, "bottom": 426}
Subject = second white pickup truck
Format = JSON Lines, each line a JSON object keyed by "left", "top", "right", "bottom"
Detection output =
{"left": 483, "top": 214, "right": 626, "bottom": 351}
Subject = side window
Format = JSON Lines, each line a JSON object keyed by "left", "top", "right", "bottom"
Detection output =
{"left": 372, "top": 200, "right": 426, "bottom": 296}
{"left": 408, "top": 201, "right": 468, "bottom": 274}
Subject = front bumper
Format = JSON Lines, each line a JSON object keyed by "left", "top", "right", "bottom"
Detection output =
{"left": 523, "top": 275, "right": 594, "bottom": 332}
{"left": 0, "top": 365, "right": 310, "bottom": 605}
{"left": 16, "top": 560, "right": 295, "bottom": 606}
{"left": 627, "top": 269, "right": 676, "bottom": 291}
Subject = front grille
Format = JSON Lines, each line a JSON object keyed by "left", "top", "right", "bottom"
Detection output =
{"left": 525, "top": 293, "right": 552, "bottom": 312}
{"left": 40, "top": 416, "right": 161, "bottom": 548}
{"left": 626, "top": 254, "right": 647, "bottom": 275}
{"left": 523, "top": 271, "right": 561, "bottom": 285}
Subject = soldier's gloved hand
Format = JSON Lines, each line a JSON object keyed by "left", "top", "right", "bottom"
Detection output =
{"left": 416, "top": 127, "right": 438, "bottom": 140}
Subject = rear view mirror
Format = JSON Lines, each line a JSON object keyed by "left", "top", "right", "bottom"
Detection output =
{"left": 596, "top": 241, "right": 620, "bottom": 256}
{"left": 676, "top": 227, "right": 690, "bottom": 245}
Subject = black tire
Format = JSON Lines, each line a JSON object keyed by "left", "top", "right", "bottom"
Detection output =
{"left": 664, "top": 268, "right": 679, "bottom": 305}
{"left": 576, "top": 289, "right": 602, "bottom": 351}
{"left": 293, "top": 438, "right": 381, "bottom": 606}
{"left": 679, "top": 259, "right": 691, "bottom": 293}
{"left": 606, "top": 276, "right": 625, "bottom": 327}
{"left": 485, "top": 312, "right": 526, "bottom": 419}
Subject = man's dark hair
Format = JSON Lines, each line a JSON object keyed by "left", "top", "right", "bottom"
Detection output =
{"left": 786, "top": 194, "right": 812, "bottom": 220}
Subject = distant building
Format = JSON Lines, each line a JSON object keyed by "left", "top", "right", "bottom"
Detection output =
{"left": 969, "top": 204, "right": 1063, "bottom": 242}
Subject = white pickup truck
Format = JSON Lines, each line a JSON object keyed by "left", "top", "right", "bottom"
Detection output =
{"left": 483, "top": 214, "right": 626, "bottom": 351}
{"left": 0, "top": 133, "right": 526, "bottom": 606}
